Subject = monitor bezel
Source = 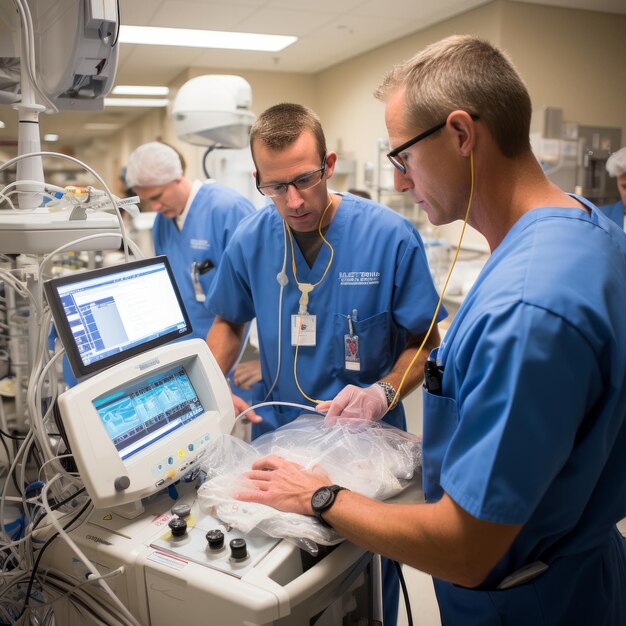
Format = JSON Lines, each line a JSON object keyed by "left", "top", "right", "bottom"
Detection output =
{"left": 44, "top": 256, "right": 193, "bottom": 379}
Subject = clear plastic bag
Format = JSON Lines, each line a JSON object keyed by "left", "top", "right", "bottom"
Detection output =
{"left": 197, "top": 414, "right": 422, "bottom": 550}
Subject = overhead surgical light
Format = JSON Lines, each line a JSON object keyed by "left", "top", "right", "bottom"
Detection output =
{"left": 119, "top": 25, "right": 297, "bottom": 52}
{"left": 173, "top": 75, "right": 255, "bottom": 149}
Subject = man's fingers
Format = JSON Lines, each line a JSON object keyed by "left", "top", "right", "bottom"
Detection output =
{"left": 250, "top": 455, "right": 299, "bottom": 471}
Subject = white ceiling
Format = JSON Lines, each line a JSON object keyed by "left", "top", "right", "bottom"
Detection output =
{"left": 0, "top": 0, "right": 624, "bottom": 150}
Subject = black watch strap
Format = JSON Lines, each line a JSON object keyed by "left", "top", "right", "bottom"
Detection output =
{"left": 311, "top": 485, "right": 347, "bottom": 528}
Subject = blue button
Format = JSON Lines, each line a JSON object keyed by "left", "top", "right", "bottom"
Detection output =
{"left": 167, "top": 456, "right": 174, "bottom": 465}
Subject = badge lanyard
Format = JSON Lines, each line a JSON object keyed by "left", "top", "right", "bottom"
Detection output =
{"left": 286, "top": 195, "right": 334, "bottom": 404}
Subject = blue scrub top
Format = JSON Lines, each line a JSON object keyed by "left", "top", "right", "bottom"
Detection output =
{"left": 153, "top": 182, "right": 255, "bottom": 341}
{"left": 598, "top": 199, "right": 625, "bottom": 229}
{"left": 423, "top": 198, "right": 626, "bottom": 623}
{"left": 208, "top": 192, "right": 446, "bottom": 435}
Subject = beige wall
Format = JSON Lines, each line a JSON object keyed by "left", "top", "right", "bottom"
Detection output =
{"left": 501, "top": 2, "right": 625, "bottom": 132}
{"left": 80, "top": 0, "right": 625, "bottom": 234}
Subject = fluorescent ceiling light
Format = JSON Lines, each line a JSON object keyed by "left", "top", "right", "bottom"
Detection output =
{"left": 0, "top": 121, "right": 5, "bottom": 129}
{"left": 104, "top": 98, "right": 169, "bottom": 108}
{"left": 112, "top": 85, "right": 169, "bottom": 96}
{"left": 84, "top": 123, "right": 121, "bottom": 131}
{"left": 44, "top": 134, "right": 59, "bottom": 141}
{"left": 119, "top": 25, "right": 297, "bottom": 52}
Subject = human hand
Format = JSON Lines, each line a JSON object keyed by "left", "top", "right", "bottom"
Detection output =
{"left": 236, "top": 455, "right": 330, "bottom": 515}
{"left": 232, "top": 359, "right": 262, "bottom": 390}
{"left": 232, "top": 392, "right": 261, "bottom": 424}
{"left": 316, "top": 384, "right": 387, "bottom": 426}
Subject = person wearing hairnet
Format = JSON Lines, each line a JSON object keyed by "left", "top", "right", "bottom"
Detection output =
{"left": 599, "top": 147, "right": 626, "bottom": 229}
{"left": 125, "top": 141, "right": 256, "bottom": 342}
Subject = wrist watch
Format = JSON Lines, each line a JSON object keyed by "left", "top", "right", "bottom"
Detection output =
{"left": 376, "top": 380, "right": 398, "bottom": 409}
{"left": 311, "top": 485, "right": 347, "bottom": 528}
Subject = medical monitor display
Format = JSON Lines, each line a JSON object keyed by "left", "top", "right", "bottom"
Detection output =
{"left": 45, "top": 256, "right": 191, "bottom": 378}
{"left": 93, "top": 365, "right": 204, "bottom": 461}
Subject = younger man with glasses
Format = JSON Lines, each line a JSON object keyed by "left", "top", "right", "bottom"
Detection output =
{"left": 206, "top": 102, "right": 445, "bottom": 625}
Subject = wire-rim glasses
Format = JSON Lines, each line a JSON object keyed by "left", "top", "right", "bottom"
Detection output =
{"left": 257, "top": 156, "right": 327, "bottom": 198}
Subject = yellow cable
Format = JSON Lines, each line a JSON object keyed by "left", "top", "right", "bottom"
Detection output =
{"left": 385, "top": 150, "right": 476, "bottom": 414}
{"left": 293, "top": 316, "right": 323, "bottom": 404}
{"left": 285, "top": 195, "right": 335, "bottom": 290}
{"left": 288, "top": 194, "right": 335, "bottom": 404}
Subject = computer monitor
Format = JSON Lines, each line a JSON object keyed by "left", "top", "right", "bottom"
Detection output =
{"left": 57, "top": 339, "right": 235, "bottom": 510}
{"left": 44, "top": 256, "right": 192, "bottom": 379}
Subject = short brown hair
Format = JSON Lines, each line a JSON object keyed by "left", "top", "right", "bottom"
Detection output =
{"left": 250, "top": 103, "right": 327, "bottom": 163}
{"left": 374, "top": 35, "right": 532, "bottom": 158}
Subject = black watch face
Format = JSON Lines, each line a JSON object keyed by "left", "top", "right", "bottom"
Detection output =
{"left": 312, "top": 487, "right": 332, "bottom": 510}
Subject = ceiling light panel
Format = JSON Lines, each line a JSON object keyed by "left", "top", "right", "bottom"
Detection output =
{"left": 112, "top": 85, "right": 170, "bottom": 96}
{"left": 119, "top": 25, "right": 297, "bottom": 52}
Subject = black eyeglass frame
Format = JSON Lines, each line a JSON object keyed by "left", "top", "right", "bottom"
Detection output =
{"left": 256, "top": 155, "right": 328, "bottom": 197}
{"left": 387, "top": 114, "right": 480, "bottom": 174}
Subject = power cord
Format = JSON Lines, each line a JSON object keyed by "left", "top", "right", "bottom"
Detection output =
{"left": 394, "top": 559, "right": 413, "bottom": 626}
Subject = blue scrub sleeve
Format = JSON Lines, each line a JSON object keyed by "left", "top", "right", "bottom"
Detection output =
{"left": 441, "top": 302, "right": 602, "bottom": 524}
{"left": 207, "top": 239, "right": 256, "bottom": 324}
{"left": 392, "top": 227, "right": 447, "bottom": 334}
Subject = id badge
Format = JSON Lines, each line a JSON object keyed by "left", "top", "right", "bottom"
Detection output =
{"left": 344, "top": 334, "right": 360, "bottom": 371}
{"left": 193, "top": 274, "right": 206, "bottom": 302}
{"left": 291, "top": 314, "right": 316, "bottom": 346}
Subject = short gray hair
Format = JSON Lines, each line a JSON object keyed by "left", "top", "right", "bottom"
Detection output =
{"left": 606, "top": 147, "right": 626, "bottom": 178}
{"left": 374, "top": 35, "right": 532, "bottom": 158}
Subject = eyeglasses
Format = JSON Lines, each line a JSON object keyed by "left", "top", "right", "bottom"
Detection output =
{"left": 256, "top": 156, "right": 327, "bottom": 198}
{"left": 387, "top": 115, "right": 479, "bottom": 174}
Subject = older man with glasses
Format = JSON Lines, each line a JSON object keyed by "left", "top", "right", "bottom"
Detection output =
{"left": 206, "top": 102, "right": 445, "bottom": 626}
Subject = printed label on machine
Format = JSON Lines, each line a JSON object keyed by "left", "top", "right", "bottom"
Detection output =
{"left": 147, "top": 550, "right": 189, "bottom": 571}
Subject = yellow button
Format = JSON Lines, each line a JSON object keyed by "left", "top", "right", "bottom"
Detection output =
{"left": 166, "top": 469, "right": 177, "bottom": 479}
{"left": 177, "top": 449, "right": 185, "bottom": 459}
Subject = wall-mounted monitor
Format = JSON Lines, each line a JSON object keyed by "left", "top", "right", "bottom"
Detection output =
{"left": 44, "top": 256, "right": 192, "bottom": 379}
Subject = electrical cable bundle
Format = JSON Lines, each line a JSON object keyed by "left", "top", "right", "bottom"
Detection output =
{"left": 0, "top": 151, "right": 143, "bottom": 625}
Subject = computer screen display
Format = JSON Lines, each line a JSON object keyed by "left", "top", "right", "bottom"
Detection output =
{"left": 45, "top": 256, "right": 192, "bottom": 378}
{"left": 93, "top": 365, "right": 204, "bottom": 461}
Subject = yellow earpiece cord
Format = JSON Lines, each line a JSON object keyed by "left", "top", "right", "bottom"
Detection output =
{"left": 384, "top": 150, "right": 475, "bottom": 416}
{"left": 287, "top": 195, "right": 335, "bottom": 404}
{"left": 286, "top": 195, "right": 335, "bottom": 311}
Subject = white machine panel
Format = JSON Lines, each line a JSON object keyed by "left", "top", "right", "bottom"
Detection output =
{"left": 42, "top": 485, "right": 376, "bottom": 626}
{"left": 58, "top": 339, "right": 235, "bottom": 509}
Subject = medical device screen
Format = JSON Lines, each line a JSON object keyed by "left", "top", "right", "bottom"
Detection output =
{"left": 44, "top": 256, "right": 191, "bottom": 378}
{"left": 93, "top": 365, "right": 204, "bottom": 460}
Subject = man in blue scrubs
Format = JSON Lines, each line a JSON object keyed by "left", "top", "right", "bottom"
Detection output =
{"left": 599, "top": 146, "right": 626, "bottom": 229}
{"left": 207, "top": 103, "right": 445, "bottom": 625}
{"left": 125, "top": 141, "right": 256, "bottom": 342}
{"left": 235, "top": 37, "right": 626, "bottom": 626}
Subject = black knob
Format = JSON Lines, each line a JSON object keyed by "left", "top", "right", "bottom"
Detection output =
{"left": 114, "top": 476, "right": 130, "bottom": 491}
{"left": 168, "top": 517, "right": 187, "bottom": 538}
{"left": 206, "top": 529, "right": 225, "bottom": 551}
{"left": 230, "top": 537, "right": 248, "bottom": 560}
{"left": 171, "top": 504, "right": 191, "bottom": 518}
